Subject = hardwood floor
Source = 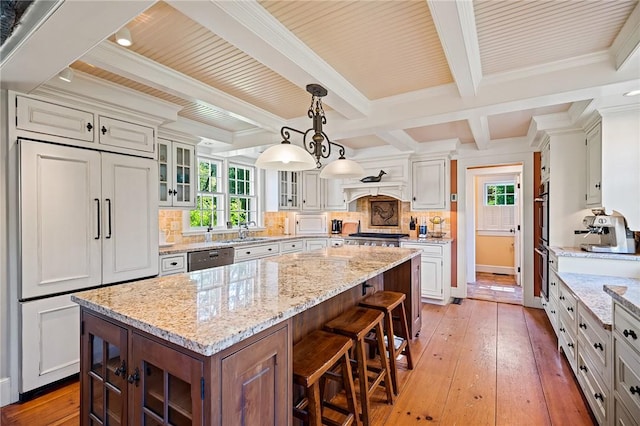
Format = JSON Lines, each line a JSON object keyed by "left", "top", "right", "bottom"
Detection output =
{"left": 0, "top": 299, "right": 594, "bottom": 426}
{"left": 467, "top": 272, "right": 523, "bottom": 305}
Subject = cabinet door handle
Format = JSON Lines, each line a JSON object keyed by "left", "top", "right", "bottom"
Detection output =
{"left": 579, "top": 323, "right": 587, "bottom": 329}
{"left": 559, "top": 296, "right": 565, "bottom": 300}
{"left": 579, "top": 365, "right": 587, "bottom": 372}
{"left": 567, "top": 307, "right": 574, "bottom": 312}
{"left": 623, "top": 329, "right": 638, "bottom": 340}
{"left": 114, "top": 360, "right": 127, "bottom": 377}
{"left": 567, "top": 342, "right": 574, "bottom": 348}
{"left": 595, "top": 183, "right": 601, "bottom": 189}
{"left": 94, "top": 199, "right": 101, "bottom": 239}
{"left": 594, "top": 393, "right": 604, "bottom": 401}
{"left": 170, "top": 261, "right": 178, "bottom": 266}
{"left": 86, "top": 122, "right": 93, "bottom": 132}
{"left": 630, "top": 386, "right": 640, "bottom": 396}
{"left": 101, "top": 125, "right": 108, "bottom": 135}
{"left": 105, "top": 199, "right": 112, "bottom": 239}
{"left": 127, "top": 367, "right": 140, "bottom": 385}
{"left": 593, "top": 342, "right": 603, "bottom": 351}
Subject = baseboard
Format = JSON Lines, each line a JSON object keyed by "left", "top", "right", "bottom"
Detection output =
{"left": 0, "top": 377, "right": 11, "bottom": 407}
{"left": 475, "top": 264, "right": 515, "bottom": 275}
{"left": 450, "top": 286, "right": 465, "bottom": 299}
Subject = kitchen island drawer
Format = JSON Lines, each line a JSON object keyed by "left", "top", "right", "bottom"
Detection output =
{"left": 614, "top": 337, "right": 640, "bottom": 420}
{"left": 160, "top": 253, "right": 187, "bottom": 276}
{"left": 235, "top": 243, "right": 280, "bottom": 261}
{"left": 614, "top": 303, "right": 640, "bottom": 355}
{"left": 577, "top": 304, "right": 611, "bottom": 387}
{"left": 402, "top": 243, "right": 442, "bottom": 256}
{"left": 280, "top": 240, "right": 303, "bottom": 253}
{"left": 557, "top": 280, "right": 578, "bottom": 324}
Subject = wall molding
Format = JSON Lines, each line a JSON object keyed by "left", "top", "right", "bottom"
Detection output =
{"left": 0, "top": 377, "right": 11, "bottom": 407}
{"left": 475, "top": 264, "right": 516, "bottom": 275}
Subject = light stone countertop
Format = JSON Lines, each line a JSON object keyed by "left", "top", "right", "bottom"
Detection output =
{"left": 557, "top": 273, "right": 640, "bottom": 329}
{"left": 550, "top": 246, "right": 640, "bottom": 262}
{"left": 73, "top": 246, "right": 421, "bottom": 356}
{"left": 604, "top": 282, "right": 640, "bottom": 318}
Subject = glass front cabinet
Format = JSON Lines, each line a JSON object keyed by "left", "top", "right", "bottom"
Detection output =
{"left": 158, "top": 138, "right": 196, "bottom": 208}
{"left": 279, "top": 171, "right": 300, "bottom": 210}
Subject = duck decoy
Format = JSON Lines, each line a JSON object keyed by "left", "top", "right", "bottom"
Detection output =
{"left": 360, "top": 170, "right": 386, "bottom": 183}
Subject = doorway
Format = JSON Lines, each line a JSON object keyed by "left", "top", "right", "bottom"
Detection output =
{"left": 466, "top": 164, "right": 523, "bottom": 305}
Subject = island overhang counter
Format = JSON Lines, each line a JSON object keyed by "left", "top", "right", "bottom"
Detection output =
{"left": 72, "top": 245, "right": 422, "bottom": 425}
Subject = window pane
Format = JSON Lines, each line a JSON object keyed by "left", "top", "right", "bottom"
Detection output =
{"left": 229, "top": 167, "right": 236, "bottom": 180}
{"left": 497, "top": 195, "right": 505, "bottom": 205}
{"left": 507, "top": 184, "right": 515, "bottom": 193}
{"left": 496, "top": 185, "right": 505, "bottom": 195}
{"left": 507, "top": 195, "right": 515, "bottom": 205}
{"left": 238, "top": 169, "right": 244, "bottom": 180}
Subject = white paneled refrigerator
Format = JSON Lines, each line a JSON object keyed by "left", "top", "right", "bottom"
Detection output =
{"left": 18, "top": 139, "right": 158, "bottom": 393}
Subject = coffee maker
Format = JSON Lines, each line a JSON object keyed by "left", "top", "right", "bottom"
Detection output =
{"left": 579, "top": 213, "right": 637, "bottom": 254}
{"left": 331, "top": 219, "right": 343, "bottom": 234}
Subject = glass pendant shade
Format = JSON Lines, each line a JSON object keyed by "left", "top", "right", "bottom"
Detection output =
{"left": 255, "top": 142, "right": 316, "bottom": 171}
{"left": 319, "top": 158, "right": 366, "bottom": 179}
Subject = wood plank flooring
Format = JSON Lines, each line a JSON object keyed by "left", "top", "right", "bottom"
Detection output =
{"left": 467, "top": 273, "right": 523, "bottom": 305}
{"left": 0, "top": 299, "right": 594, "bottom": 426}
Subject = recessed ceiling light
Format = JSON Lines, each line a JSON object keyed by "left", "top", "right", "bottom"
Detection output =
{"left": 57, "top": 67, "right": 74, "bottom": 83}
{"left": 623, "top": 89, "right": 640, "bottom": 97}
{"left": 115, "top": 27, "right": 132, "bottom": 47}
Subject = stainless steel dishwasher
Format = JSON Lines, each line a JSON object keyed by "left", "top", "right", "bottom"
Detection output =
{"left": 187, "top": 247, "right": 234, "bottom": 271}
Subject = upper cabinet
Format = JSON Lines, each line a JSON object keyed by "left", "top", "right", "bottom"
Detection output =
{"left": 279, "top": 171, "right": 301, "bottom": 210}
{"left": 411, "top": 159, "right": 448, "bottom": 210}
{"left": 158, "top": 138, "right": 195, "bottom": 208}
{"left": 585, "top": 120, "right": 602, "bottom": 207}
{"left": 324, "top": 177, "right": 347, "bottom": 211}
{"left": 301, "top": 170, "right": 322, "bottom": 211}
{"left": 15, "top": 94, "right": 157, "bottom": 159}
{"left": 540, "top": 139, "right": 550, "bottom": 183}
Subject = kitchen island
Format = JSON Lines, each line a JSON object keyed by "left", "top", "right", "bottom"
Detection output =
{"left": 72, "top": 245, "right": 421, "bottom": 425}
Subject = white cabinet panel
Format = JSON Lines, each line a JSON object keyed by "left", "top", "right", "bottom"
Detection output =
{"left": 21, "top": 294, "right": 80, "bottom": 392}
{"left": 302, "top": 171, "right": 322, "bottom": 211}
{"left": 585, "top": 123, "right": 602, "bottom": 207}
{"left": 402, "top": 242, "right": 451, "bottom": 303}
{"left": 412, "top": 159, "right": 447, "bottom": 210}
{"left": 20, "top": 140, "right": 102, "bottom": 298}
{"left": 98, "top": 116, "right": 155, "bottom": 153}
{"left": 102, "top": 153, "right": 159, "bottom": 284}
{"left": 158, "top": 139, "right": 195, "bottom": 207}
{"left": 279, "top": 171, "right": 300, "bottom": 210}
{"left": 420, "top": 256, "right": 443, "bottom": 299}
{"left": 295, "top": 214, "right": 327, "bottom": 235}
{"left": 324, "top": 178, "right": 347, "bottom": 211}
{"left": 16, "top": 96, "right": 95, "bottom": 142}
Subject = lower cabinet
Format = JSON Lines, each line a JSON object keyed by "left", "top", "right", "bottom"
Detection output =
{"left": 401, "top": 242, "right": 451, "bottom": 304}
{"left": 612, "top": 302, "right": 640, "bottom": 424}
{"left": 234, "top": 242, "right": 280, "bottom": 262}
{"left": 80, "top": 309, "right": 291, "bottom": 425}
{"left": 304, "top": 238, "right": 328, "bottom": 251}
{"left": 159, "top": 253, "right": 187, "bottom": 276}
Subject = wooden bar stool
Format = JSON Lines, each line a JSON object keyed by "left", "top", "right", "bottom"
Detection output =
{"left": 293, "top": 330, "right": 361, "bottom": 426}
{"left": 360, "top": 291, "right": 414, "bottom": 396}
{"left": 324, "top": 307, "right": 394, "bottom": 426}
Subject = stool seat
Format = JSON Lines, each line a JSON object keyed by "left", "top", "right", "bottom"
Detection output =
{"left": 293, "top": 330, "right": 360, "bottom": 426}
{"left": 325, "top": 307, "right": 394, "bottom": 426}
{"left": 360, "top": 291, "right": 414, "bottom": 396}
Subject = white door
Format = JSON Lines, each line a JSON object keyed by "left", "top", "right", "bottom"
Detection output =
{"left": 101, "top": 153, "right": 159, "bottom": 284}
{"left": 514, "top": 175, "right": 522, "bottom": 286}
{"left": 21, "top": 294, "right": 80, "bottom": 392}
{"left": 302, "top": 171, "right": 322, "bottom": 211}
{"left": 421, "top": 256, "right": 443, "bottom": 299}
{"left": 324, "top": 178, "right": 347, "bottom": 211}
{"left": 20, "top": 140, "right": 102, "bottom": 299}
{"left": 412, "top": 159, "right": 446, "bottom": 210}
{"left": 172, "top": 141, "right": 195, "bottom": 207}
{"left": 158, "top": 139, "right": 172, "bottom": 207}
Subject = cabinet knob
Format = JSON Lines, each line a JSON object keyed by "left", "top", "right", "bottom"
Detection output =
{"left": 567, "top": 307, "right": 574, "bottom": 312}
{"left": 86, "top": 123, "right": 93, "bottom": 132}
{"left": 594, "top": 393, "right": 604, "bottom": 401}
{"left": 127, "top": 367, "right": 140, "bottom": 385}
{"left": 593, "top": 342, "right": 603, "bottom": 351}
{"left": 579, "top": 323, "right": 587, "bottom": 329}
{"left": 559, "top": 327, "right": 565, "bottom": 332}
{"left": 623, "top": 329, "right": 638, "bottom": 340}
{"left": 101, "top": 125, "right": 108, "bottom": 135}
{"left": 114, "top": 360, "right": 127, "bottom": 377}
{"left": 170, "top": 262, "right": 178, "bottom": 266}
{"left": 413, "top": 197, "right": 416, "bottom": 201}
{"left": 579, "top": 365, "right": 587, "bottom": 372}
{"left": 595, "top": 183, "right": 601, "bottom": 189}
{"left": 567, "top": 342, "right": 574, "bottom": 348}
{"left": 630, "top": 386, "right": 640, "bottom": 396}
{"left": 559, "top": 295, "right": 565, "bottom": 300}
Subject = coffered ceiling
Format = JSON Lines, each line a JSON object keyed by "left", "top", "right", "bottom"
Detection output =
{"left": 1, "top": 0, "right": 639, "bottom": 159}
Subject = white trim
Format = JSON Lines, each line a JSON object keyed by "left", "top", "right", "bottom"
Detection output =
{"left": 0, "top": 377, "right": 11, "bottom": 407}
{"left": 610, "top": 2, "right": 640, "bottom": 70}
{"left": 475, "top": 265, "right": 516, "bottom": 276}
{"left": 477, "top": 230, "right": 512, "bottom": 237}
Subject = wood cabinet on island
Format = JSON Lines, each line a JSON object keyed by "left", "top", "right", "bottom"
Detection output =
{"left": 72, "top": 245, "right": 422, "bottom": 425}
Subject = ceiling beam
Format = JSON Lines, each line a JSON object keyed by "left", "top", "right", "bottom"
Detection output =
{"left": 0, "top": 0, "right": 155, "bottom": 93}
{"left": 375, "top": 130, "right": 420, "bottom": 152}
{"left": 611, "top": 2, "right": 640, "bottom": 70}
{"left": 166, "top": 0, "right": 370, "bottom": 120}
{"left": 427, "top": 0, "right": 482, "bottom": 97}
{"left": 467, "top": 116, "right": 491, "bottom": 150}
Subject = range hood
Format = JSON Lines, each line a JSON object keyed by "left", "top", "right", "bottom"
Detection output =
{"left": 342, "top": 181, "right": 408, "bottom": 203}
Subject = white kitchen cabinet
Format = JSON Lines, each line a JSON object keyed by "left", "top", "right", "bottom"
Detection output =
{"left": 301, "top": 170, "right": 322, "bottom": 211}
{"left": 21, "top": 294, "right": 80, "bottom": 392}
{"left": 98, "top": 116, "right": 155, "bottom": 154}
{"left": 16, "top": 95, "right": 95, "bottom": 142}
{"left": 279, "top": 239, "right": 304, "bottom": 253}
{"left": 612, "top": 302, "right": 640, "bottom": 423}
{"left": 20, "top": 139, "right": 158, "bottom": 297}
{"left": 295, "top": 213, "right": 327, "bottom": 235}
{"left": 324, "top": 177, "right": 347, "bottom": 211}
{"left": 279, "top": 171, "right": 301, "bottom": 210}
{"left": 234, "top": 242, "right": 280, "bottom": 262}
{"left": 159, "top": 253, "right": 187, "bottom": 276}
{"left": 411, "top": 159, "right": 447, "bottom": 210}
{"left": 401, "top": 242, "right": 451, "bottom": 304}
{"left": 540, "top": 139, "right": 550, "bottom": 183}
{"left": 158, "top": 138, "right": 195, "bottom": 207}
{"left": 585, "top": 121, "right": 602, "bottom": 207}
{"left": 304, "top": 238, "right": 328, "bottom": 251}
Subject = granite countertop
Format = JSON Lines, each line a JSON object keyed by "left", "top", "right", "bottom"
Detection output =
{"left": 550, "top": 246, "right": 640, "bottom": 262}
{"left": 604, "top": 281, "right": 640, "bottom": 318}
{"left": 403, "top": 237, "right": 453, "bottom": 245}
{"left": 73, "top": 245, "right": 421, "bottom": 356}
{"left": 557, "top": 273, "right": 640, "bottom": 329}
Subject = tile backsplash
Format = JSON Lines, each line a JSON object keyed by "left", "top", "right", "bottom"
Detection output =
{"left": 161, "top": 196, "right": 450, "bottom": 243}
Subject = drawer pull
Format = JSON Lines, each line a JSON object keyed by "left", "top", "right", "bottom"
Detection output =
{"left": 579, "top": 365, "right": 587, "bottom": 372}
{"left": 170, "top": 261, "right": 178, "bottom": 266}
{"left": 559, "top": 327, "right": 565, "bottom": 332}
{"left": 559, "top": 295, "right": 565, "bottom": 300}
{"left": 579, "top": 323, "right": 587, "bottom": 329}
{"left": 567, "top": 342, "right": 574, "bottom": 348}
{"left": 623, "top": 329, "right": 638, "bottom": 340}
{"left": 246, "top": 251, "right": 251, "bottom": 255}
{"left": 550, "top": 281, "right": 556, "bottom": 286}
{"left": 630, "top": 386, "right": 640, "bottom": 396}
{"left": 268, "top": 248, "right": 272, "bottom": 251}
{"left": 551, "top": 310, "right": 556, "bottom": 314}
{"left": 594, "top": 393, "right": 604, "bottom": 401}
{"left": 593, "top": 342, "right": 603, "bottom": 351}
{"left": 567, "top": 307, "right": 574, "bottom": 312}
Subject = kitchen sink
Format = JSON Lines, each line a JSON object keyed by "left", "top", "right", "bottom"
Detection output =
{"left": 218, "top": 237, "right": 270, "bottom": 244}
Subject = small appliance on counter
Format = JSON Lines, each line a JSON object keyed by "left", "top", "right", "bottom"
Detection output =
{"left": 579, "top": 211, "right": 637, "bottom": 254}
{"left": 331, "top": 219, "right": 343, "bottom": 234}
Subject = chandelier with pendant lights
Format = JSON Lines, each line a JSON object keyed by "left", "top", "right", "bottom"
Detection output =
{"left": 255, "top": 84, "right": 365, "bottom": 179}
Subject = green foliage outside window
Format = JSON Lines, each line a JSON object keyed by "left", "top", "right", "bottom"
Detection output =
{"left": 485, "top": 183, "right": 515, "bottom": 206}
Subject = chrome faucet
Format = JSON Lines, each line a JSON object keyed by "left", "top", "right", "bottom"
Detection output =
{"left": 238, "top": 221, "right": 256, "bottom": 240}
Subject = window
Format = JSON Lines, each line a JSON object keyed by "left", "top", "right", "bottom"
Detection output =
{"left": 228, "top": 163, "right": 257, "bottom": 226}
{"left": 485, "top": 183, "right": 515, "bottom": 206}
{"left": 190, "top": 157, "right": 224, "bottom": 229}
{"left": 186, "top": 157, "right": 259, "bottom": 231}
